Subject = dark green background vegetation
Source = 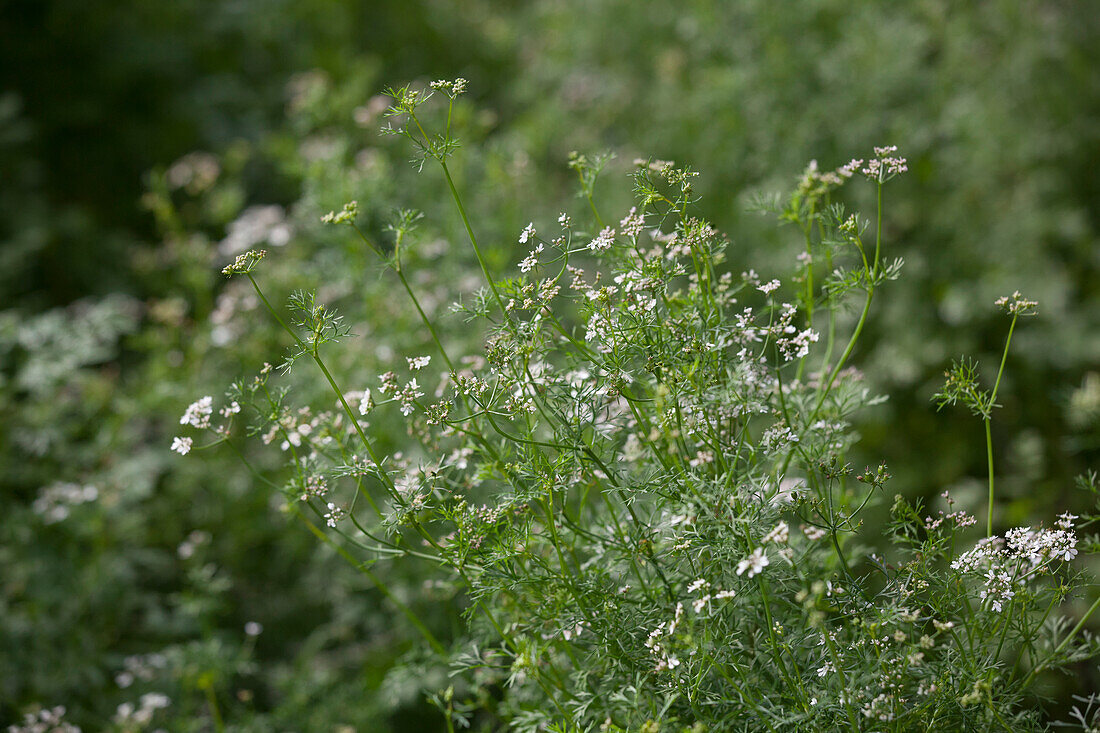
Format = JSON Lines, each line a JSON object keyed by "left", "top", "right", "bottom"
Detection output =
{"left": 2, "top": 0, "right": 1098, "bottom": 728}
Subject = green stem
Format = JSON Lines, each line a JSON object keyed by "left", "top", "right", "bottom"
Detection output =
{"left": 984, "top": 418, "right": 995, "bottom": 537}
{"left": 200, "top": 679, "right": 225, "bottom": 733}
{"left": 990, "top": 315, "right": 1018, "bottom": 408}
{"left": 396, "top": 263, "right": 455, "bottom": 371}
{"left": 579, "top": 169, "right": 604, "bottom": 228}
{"left": 873, "top": 182, "right": 883, "bottom": 272}
{"left": 983, "top": 313, "right": 1017, "bottom": 537}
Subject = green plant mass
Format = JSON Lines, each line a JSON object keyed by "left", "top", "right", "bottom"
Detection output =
{"left": 3, "top": 2, "right": 1099, "bottom": 731}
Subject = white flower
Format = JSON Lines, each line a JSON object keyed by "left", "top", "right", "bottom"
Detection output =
{"left": 399, "top": 378, "right": 424, "bottom": 416}
{"left": 736, "top": 547, "right": 770, "bottom": 578}
{"left": 995, "top": 290, "right": 1038, "bottom": 316}
{"left": 519, "top": 242, "right": 544, "bottom": 273}
{"left": 407, "top": 355, "right": 432, "bottom": 370}
{"left": 619, "top": 207, "right": 644, "bottom": 238}
{"left": 687, "top": 578, "right": 710, "bottom": 594}
{"left": 588, "top": 226, "right": 616, "bottom": 252}
{"left": 763, "top": 521, "right": 790, "bottom": 544}
{"left": 1057, "top": 512, "right": 1078, "bottom": 530}
{"left": 758, "top": 279, "right": 781, "bottom": 295}
{"left": 244, "top": 621, "right": 263, "bottom": 636}
{"left": 171, "top": 436, "right": 193, "bottom": 455}
{"left": 518, "top": 222, "right": 536, "bottom": 244}
{"left": 324, "top": 502, "right": 345, "bottom": 528}
{"left": 179, "top": 396, "right": 213, "bottom": 428}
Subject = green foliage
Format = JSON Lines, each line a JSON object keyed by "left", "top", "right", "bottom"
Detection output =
{"left": 3, "top": 1, "right": 1100, "bottom": 730}
{"left": 172, "top": 85, "right": 1100, "bottom": 730}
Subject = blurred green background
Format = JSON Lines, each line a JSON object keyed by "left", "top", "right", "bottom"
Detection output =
{"left": 2, "top": 0, "right": 1098, "bottom": 729}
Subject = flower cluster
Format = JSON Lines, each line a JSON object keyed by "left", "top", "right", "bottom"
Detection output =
{"left": 951, "top": 516, "right": 1078, "bottom": 612}
{"left": 179, "top": 395, "right": 213, "bottom": 428}
{"left": 321, "top": 199, "right": 358, "bottom": 225}
{"left": 838, "top": 145, "right": 908, "bottom": 183}
{"left": 220, "top": 248, "right": 266, "bottom": 276}
{"left": 995, "top": 290, "right": 1039, "bottom": 316}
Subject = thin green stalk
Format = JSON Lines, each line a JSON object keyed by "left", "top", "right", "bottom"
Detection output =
{"left": 200, "top": 679, "right": 225, "bottom": 733}
{"left": 756, "top": 578, "right": 806, "bottom": 708}
{"left": 873, "top": 182, "right": 883, "bottom": 271}
{"left": 578, "top": 169, "right": 604, "bottom": 229}
{"left": 982, "top": 313, "right": 1018, "bottom": 536}
{"left": 984, "top": 418, "right": 995, "bottom": 537}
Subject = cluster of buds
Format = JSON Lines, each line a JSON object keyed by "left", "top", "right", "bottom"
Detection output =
{"left": 221, "top": 248, "right": 266, "bottom": 276}
{"left": 995, "top": 290, "right": 1038, "bottom": 316}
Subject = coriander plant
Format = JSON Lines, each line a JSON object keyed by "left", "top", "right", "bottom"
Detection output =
{"left": 171, "top": 80, "right": 1100, "bottom": 732}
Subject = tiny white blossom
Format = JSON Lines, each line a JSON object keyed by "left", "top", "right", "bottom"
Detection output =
{"left": 324, "top": 502, "right": 345, "bottom": 528}
{"left": 399, "top": 378, "right": 424, "bottom": 416}
{"left": 1057, "top": 512, "right": 1078, "bottom": 530}
{"left": 519, "top": 242, "right": 544, "bottom": 273}
{"left": 179, "top": 396, "right": 213, "bottom": 428}
{"left": 758, "top": 279, "right": 781, "bottom": 295}
{"left": 619, "top": 207, "right": 644, "bottom": 238}
{"left": 687, "top": 578, "right": 710, "bottom": 594}
{"left": 588, "top": 226, "right": 616, "bottom": 252}
{"left": 171, "top": 436, "right": 193, "bottom": 455}
{"left": 518, "top": 222, "right": 536, "bottom": 244}
{"left": 407, "top": 355, "right": 432, "bottom": 370}
{"left": 737, "top": 547, "right": 770, "bottom": 578}
{"left": 763, "top": 521, "right": 790, "bottom": 544}
{"left": 801, "top": 525, "right": 826, "bottom": 542}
